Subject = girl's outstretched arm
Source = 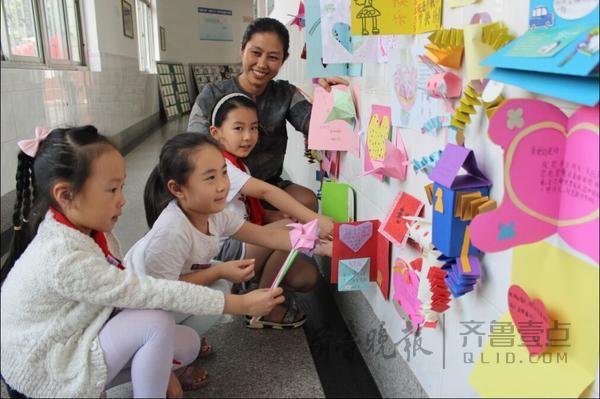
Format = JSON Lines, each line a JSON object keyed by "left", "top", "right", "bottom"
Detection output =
{"left": 231, "top": 221, "right": 333, "bottom": 257}
{"left": 232, "top": 221, "right": 292, "bottom": 251}
{"left": 241, "top": 177, "right": 334, "bottom": 238}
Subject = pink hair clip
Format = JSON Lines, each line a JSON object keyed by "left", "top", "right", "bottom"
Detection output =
{"left": 17, "top": 126, "right": 51, "bottom": 157}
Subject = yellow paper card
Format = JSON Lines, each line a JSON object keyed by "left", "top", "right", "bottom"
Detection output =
{"left": 469, "top": 241, "right": 599, "bottom": 398}
{"left": 351, "top": 0, "right": 442, "bottom": 35}
{"left": 463, "top": 21, "right": 496, "bottom": 81}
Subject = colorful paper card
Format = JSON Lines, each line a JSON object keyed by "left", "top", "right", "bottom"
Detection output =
{"left": 321, "top": 180, "right": 356, "bottom": 222}
{"left": 470, "top": 99, "right": 599, "bottom": 263}
{"left": 331, "top": 220, "right": 391, "bottom": 299}
{"left": 308, "top": 86, "right": 360, "bottom": 152}
{"left": 319, "top": 0, "right": 392, "bottom": 64}
{"left": 379, "top": 192, "right": 424, "bottom": 248}
{"left": 469, "top": 241, "right": 599, "bottom": 397}
{"left": 388, "top": 38, "right": 447, "bottom": 132}
{"left": 363, "top": 128, "right": 409, "bottom": 181}
{"left": 350, "top": 0, "right": 442, "bottom": 35}
{"left": 320, "top": 150, "right": 341, "bottom": 179}
{"left": 429, "top": 144, "right": 492, "bottom": 257}
{"left": 508, "top": 284, "right": 550, "bottom": 356}
{"left": 392, "top": 258, "right": 423, "bottom": 331}
{"left": 463, "top": 13, "right": 495, "bottom": 81}
{"left": 482, "top": 0, "right": 599, "bottom": 77}
{"left": 488, "top": 67, "right": 599, "bottom": 106}
{"left": 305, "top": 0, "right": 354, "bottom": 78}
{"left": 366, "top": 104, "right": 391, "bottom": 161}
{"left": 338, "top": 257, "right": 370, "bottom": 291}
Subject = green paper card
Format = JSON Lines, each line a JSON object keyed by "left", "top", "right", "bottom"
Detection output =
{"left": 321, "top": 181, "right": 356, "bottom": 222}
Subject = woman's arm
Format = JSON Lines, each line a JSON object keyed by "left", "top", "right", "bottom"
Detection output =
{"left": 241, "top": 177, "right": 334, "bottom": 237}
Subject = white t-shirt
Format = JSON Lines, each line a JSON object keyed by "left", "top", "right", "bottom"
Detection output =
{"left": 125, "top": 200, "right": 245, "bottom": 280}
{"left": 225, "top": 158, "right": 252, "bottom": 219}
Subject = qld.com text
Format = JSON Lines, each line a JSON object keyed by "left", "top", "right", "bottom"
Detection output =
{"left": 463, "top": 352, "right": 567, "bottom": 364}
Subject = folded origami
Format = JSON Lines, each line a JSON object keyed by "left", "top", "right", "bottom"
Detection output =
{"left": 429, "top": 144, "right": 492, "bottom": 257}
{"left": 308, "top": 85, "right": 360, "bottom": 152}
{"left": 332, "top": 220, "right": 391, "bottom": 299}
{"left": 338, "top": 257, "right": 370, "bottom": 291}
{"left": 379, "top": 192, "right": 424, "bottom": 248}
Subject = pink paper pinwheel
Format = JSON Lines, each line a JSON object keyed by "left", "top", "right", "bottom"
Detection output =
{"left": 287, "top": 219, "right": 320, "bottom": 256}
{"left": 250, "top": 219, "right": 321, "bottom": 326}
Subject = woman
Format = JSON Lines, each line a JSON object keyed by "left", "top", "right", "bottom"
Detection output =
{"left": 188, "top": 17, "right": 348, "bottom": 216}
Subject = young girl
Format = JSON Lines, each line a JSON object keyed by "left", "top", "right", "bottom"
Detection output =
{"left": 0, "top": 126, "right": 284, "bottom": 399}
{"left": 124, "top": 132, "right": 331, "bottom": 339}
{"left": 208, "top": 93, "right": 334, "bottom": 328}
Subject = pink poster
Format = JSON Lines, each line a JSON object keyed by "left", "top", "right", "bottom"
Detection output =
{"left": 471, "top": 99, "right": 599, "bottom": 263}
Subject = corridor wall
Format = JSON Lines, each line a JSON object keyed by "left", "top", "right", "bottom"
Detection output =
{"left": 267, "top": 1, "right": 599, "bottom": 397}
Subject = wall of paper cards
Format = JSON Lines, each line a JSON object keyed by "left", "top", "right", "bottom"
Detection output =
{"left": 268, "top": 0, "right": 599, "bottom": 397}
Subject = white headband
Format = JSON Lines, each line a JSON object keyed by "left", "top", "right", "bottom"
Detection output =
{"left": 211, "top": 93, "right": 252, "bottom": 126}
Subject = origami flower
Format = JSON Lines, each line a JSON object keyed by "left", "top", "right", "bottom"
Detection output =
{"left": 287, "top": 219, "right": 320, "bottom": 256}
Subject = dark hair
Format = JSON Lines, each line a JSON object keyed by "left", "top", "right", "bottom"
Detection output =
{"left": 241, "top": 17, "right": 290, "bottom": 61}
{"left": 211, "top": 94, "right": 257, "bottom": 128}
{"left": 1, "top": 126, "right": 117, "bottom": 284}
{"left": 144, "top": 133, "right": 222, "bottom": 228}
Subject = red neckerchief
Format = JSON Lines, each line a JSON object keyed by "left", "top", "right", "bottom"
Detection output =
{"left": 222, "top": 151, "right": 265, "bottom": 226}
{"left": 50, "top": 207, "right": 125, "bottom": 270}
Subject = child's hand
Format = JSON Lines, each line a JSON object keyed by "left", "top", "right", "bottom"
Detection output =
{"left": 313, "top": 238, "right": 333, "bottom": 257}
{"left": 242, "top": 288, "right": 285, "bottom": 316}
{"left": 217, "top": 259, "right": 255, "bottom": 283}
{"left": 317, "top": 215, "right": 335, "bottom": 240}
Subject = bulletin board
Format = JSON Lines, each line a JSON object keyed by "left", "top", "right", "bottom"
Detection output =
{"left": 157, "top": 62, "right": 191, "bottom": 119}
{"left": 190, "top": 62, "right": 242, "bottom": 96}
{"left": 273, "top": 0, "right": 600, "bottom": 397}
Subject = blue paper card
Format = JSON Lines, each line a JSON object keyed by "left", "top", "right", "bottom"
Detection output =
{"left": 338, "top": 257, "right": 370, "bottom": 291}
{"left": 305, "top": 0, "right": 353, "bottom": 79}
{"left": 489, "top": 67, "right": 599, "bottom": 106}
{"left": 483, "top": 0, "right": 599, "bottom": 77}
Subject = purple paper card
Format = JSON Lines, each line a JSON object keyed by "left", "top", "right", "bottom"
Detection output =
{"left": 429, "top": 144, "right": 491, "bottom": 189}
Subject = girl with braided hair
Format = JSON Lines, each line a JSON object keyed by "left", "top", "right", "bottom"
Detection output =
{"left": 0, "top": 126, "right": 284, "bottom": 398}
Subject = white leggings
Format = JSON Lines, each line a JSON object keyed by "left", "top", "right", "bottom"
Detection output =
{"left": 98, "top": 309, "right": 200, "bottom": 398}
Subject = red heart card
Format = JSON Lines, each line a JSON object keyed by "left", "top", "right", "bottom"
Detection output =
{"left": 332, "top": 220, "right": 391, "bottom": 299}
{"left": 508, "top": 284, "right": 550, "bottom": 356}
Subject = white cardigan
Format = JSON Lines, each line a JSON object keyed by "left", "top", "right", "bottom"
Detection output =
{"left": 0, "top": 212, "right": 225, "bottom": 398}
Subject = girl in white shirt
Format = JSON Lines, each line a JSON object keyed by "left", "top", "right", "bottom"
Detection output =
{"left": 208, "top": 93, "right": 335, "bottom": 329}
{"left": 126, "top": 133, "right": 331, "bottom": 348}
{"left": 0, "top": 126, "right": 284, "bottom": 399}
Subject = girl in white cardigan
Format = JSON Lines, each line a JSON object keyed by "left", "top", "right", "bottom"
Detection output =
{"left": 0, "top": 126, "right": 284, "bottom": 399}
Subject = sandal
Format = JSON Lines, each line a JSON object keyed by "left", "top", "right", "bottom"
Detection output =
{"left": 174, "top": 365, "right": 209, "bottom": 391}
{"left": 196, "top": 336, "right": 213, "bottom": 359}
{"left": 245, "top": 296, "right": 306, "bottom": 330}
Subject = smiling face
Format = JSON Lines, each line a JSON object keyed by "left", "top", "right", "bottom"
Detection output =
{"left": 61, "top": 147, "right": 127, "bottom": 234}
{"left": 211, "top": 106, "right": 259, "bottom": 158}
{"left": 239, "top": 32, "right": 285, "bottom": 95}
{"left": 169, "top": 145, "right": 230, "bottom": 216}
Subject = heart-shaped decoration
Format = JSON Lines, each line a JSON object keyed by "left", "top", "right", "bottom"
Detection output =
{"left": 508, "top": 284, "right": 550, "bottom": 356}
{"left": 501, "top": 104, "right": 598, "bottom": 225}
{"left": 339, "top": 221, "right": 373, "bottom": 252}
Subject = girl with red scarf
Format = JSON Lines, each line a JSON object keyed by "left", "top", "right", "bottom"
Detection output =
{"left": 209, "top": 93, "right": 334, "bottom": 329}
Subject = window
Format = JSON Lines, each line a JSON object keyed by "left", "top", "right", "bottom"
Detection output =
{"left": 0, "top": 0, "right": 84, "bottom": 66}
{"left": 136, "top": 0, "right": 154, "bottom": 73}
